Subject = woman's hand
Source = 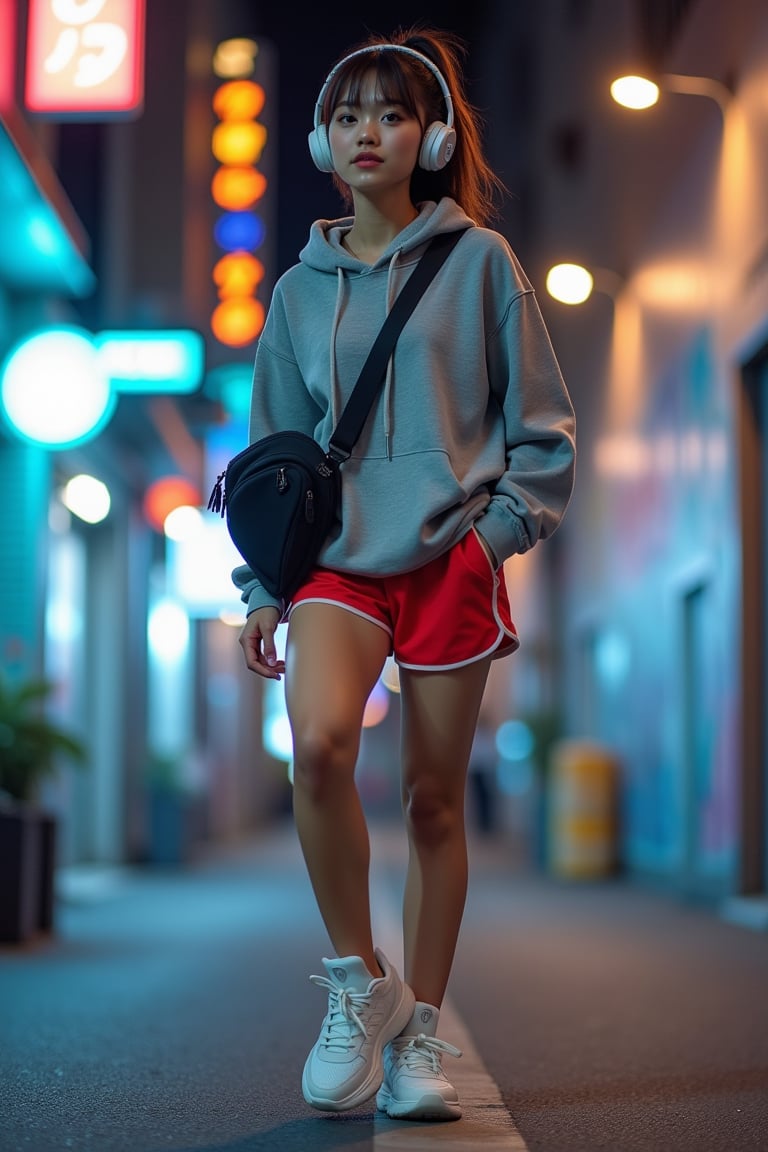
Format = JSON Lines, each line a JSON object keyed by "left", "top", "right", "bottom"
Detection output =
{"left": 238, "top": 607, "right": 286, "bottom": 679}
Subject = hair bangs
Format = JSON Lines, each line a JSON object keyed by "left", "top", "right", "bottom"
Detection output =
{"left": 325, "top": 51, "right": 422, "bottom": 121}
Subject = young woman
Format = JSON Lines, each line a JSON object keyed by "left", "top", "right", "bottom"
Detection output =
{"left": 233, "top": 24, "right": 576, "bottom": 1122}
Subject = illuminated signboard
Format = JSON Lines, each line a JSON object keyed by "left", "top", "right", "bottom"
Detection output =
{"left": 24, "top": 0, "right": 146, "bottom": 119}
{"left": 0, "top": 0, "right": 16, "bottom": 114}
{"left": 94, "top": 330, "right": 205, "bottom": 393}
{"left": 0, "top": 326, "right": 205, "bottom": 449}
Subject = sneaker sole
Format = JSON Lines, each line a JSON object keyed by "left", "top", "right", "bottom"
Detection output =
{"left": 302, "top": 984, "right": 416, "bottom": 1112}
{"left": 376, "top": 1088, "right": 462, "bottom": 1122}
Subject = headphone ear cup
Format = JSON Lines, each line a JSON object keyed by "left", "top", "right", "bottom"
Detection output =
{"left": 418, "top": 121, "right": 457, "bottom": 171}
{"left": 308, "top": 124, "right": 335, "bottom": 173}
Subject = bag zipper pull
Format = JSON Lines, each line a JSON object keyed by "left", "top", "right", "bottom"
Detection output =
{"left": 208, "top": 472, "right": 226, "bottom": 517}
{"left": 277, "top": 467, "right": 288, "bottom": 492}
{"left": 305, "top": 490, "right": 315, "bottom": 523}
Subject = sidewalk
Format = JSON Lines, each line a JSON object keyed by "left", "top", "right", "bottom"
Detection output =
{"left": 0, "top": 819, "right": 527, "bottom": 1152}
{"left": 1, "top": 818, "right": 767, "bottom": 1152}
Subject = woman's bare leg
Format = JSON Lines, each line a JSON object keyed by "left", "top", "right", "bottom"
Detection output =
{"left": 285, "top": 603, "right": 391, "bottom": 974}
{"left": 398, "top": 657, "right": 492, "bottom": 1007}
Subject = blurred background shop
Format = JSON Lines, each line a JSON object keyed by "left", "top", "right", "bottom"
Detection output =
{"left": 1, "top": 0, "right": 766, "bottom": 931}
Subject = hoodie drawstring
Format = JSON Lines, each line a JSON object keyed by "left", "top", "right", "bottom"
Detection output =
{"left": 381, "top": 248, "right": 402, "bottom": 460}
{"left": 328, "top": 247, "right": 404, "bottom": 461}
{"left": 328, "top": 267, "right": 346, "bottom": 430}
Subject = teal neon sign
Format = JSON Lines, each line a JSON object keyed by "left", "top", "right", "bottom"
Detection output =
{"left": 0, "top": 326, "right": 205, "bottom": 449}
{"left": 94, "top": 330, "right": 205, "bottom": 394}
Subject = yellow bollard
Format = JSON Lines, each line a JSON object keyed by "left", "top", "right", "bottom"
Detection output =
{"left": 548, "top": 740, "right": 619, "bottom": 879}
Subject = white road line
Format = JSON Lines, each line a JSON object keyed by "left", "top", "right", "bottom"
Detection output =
{"left": 370, "top": 867, "right": 529, "bottom": 1150}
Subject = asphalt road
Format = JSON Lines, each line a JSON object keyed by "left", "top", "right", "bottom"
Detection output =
{"left": 1, "top": 818, "right": 767, "bottom": 1152}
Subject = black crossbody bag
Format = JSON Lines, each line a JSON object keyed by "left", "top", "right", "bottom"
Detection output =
{"left": 208, "top": 229, "right": 467, "bottom": 604}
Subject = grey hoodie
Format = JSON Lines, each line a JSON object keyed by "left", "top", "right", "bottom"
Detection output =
{"left": 232, "top": 197, "right": 575, "bottom": 615}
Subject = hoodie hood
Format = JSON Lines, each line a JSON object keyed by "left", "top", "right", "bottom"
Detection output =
{"left": 298, "top": 197, "right": 474, "bottom": 273}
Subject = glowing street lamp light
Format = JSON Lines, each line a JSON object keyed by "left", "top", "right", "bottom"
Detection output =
{"left": 546, "top": 263, "right": 624, "bottom": 306}
{"left": 610, "top": 75, "right": 660, "bottom": 110}
{"left": 546, "top": 263, "right": 595, "bottom": 305}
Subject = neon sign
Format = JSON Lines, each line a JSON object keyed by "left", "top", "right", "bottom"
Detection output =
{"left": 0, "top": 326, "right": 205, "bottom": 449}
{"left": 0, "top": 0, "right": 16, "bottom": 114}
{"left": 24, "top": 0, "right": 146, "bottom": 119}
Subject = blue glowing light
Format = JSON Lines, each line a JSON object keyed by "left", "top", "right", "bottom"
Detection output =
{"left": 214, "top": 211, "right": 265, "bottom": 252}
{"left": 495, "top": 720, "right": 535, "bottom": 762}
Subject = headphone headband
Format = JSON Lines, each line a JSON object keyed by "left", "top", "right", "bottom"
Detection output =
{"left": 312, "top": 44, "right": 455, "bottom": 133}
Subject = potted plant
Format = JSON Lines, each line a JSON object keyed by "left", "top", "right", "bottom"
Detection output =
{"left": 0, "top": 675, "right": 88, "bottom": 944}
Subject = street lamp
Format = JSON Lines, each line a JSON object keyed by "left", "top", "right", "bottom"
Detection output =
{"left": 610, "top": 72, "right": 731, "bottom": 118}
{"left": 545, "top": 263, "right": 623, "bottom": 306}
{"left": 546, "top": 262, "right": 593, "bottom": 305}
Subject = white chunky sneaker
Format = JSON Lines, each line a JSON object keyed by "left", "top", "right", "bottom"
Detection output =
{"left": 376, "top": 1002, "right": 462, "bottom": 1121}
{"left": 302, "top": 948, "right": 415, "bottom": 1112}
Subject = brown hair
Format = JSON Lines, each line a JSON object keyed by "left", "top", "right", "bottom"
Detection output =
{"left": 320, "top": 25, "right": 506, "bottom": 228}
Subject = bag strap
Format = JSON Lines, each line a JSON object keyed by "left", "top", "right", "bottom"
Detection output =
{"left": 327, "top": 228, "right": 469, "bottom": 462}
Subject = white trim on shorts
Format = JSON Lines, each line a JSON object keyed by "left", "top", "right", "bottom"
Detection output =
{"left": 398, "top": 542, "right": 519, "bottom": 671}
{"left": 284, "top": 538, "right": 520, "bottom": 671}
{"left": 286, "top": 597, "right": 393, "bottom": 643}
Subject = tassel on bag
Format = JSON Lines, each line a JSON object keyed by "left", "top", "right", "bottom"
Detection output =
{"left": 207, "top": 473, "right": 226, "bottom": 516}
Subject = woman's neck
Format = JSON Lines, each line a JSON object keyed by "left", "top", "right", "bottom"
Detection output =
{"left": 344, "top": 199, "right": 420, "bottom": 264}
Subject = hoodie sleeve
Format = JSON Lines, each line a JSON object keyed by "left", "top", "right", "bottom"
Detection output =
{"left": 230, "top": 287, "right": 325, "bottom": 616}
{"left": 476, "top": 282, "right": 576, "bottom": 566}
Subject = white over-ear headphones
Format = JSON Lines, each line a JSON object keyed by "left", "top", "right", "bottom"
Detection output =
{"left": 308, "top": 44, "right": 457, "bottom": 174}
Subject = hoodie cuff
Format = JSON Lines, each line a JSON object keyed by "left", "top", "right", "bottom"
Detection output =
{"left": 246, "top": 587, "right": 284, "bottom": 617}
{"left": 476, "top": 504, "right": 530, "bottom": 566}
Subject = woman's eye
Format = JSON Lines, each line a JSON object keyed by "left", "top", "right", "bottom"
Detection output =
{"left": 382, "top": 112, "right": 401, "bottom": 124}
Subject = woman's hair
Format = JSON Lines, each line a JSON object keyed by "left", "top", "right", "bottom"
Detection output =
{"left": 321, "top": 25, "right": 506, "bottom": 227}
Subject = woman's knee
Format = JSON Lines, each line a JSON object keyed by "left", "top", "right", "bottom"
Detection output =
{"left": 403, "top": 776, "right": 464, "bottom": 847}
{"left": 291, "top": 722, "right": 357, "bottom": 801}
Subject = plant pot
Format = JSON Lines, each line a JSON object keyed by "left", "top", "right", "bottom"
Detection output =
{"left": 0, "top": 806, "right": 56, "bottom": 944}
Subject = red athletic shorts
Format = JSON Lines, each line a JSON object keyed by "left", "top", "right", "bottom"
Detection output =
{"left": 287, "top": 525, "right": 519, "bottom": 671}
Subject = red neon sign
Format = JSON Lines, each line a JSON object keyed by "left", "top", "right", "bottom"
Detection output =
{"left": 24, "top": 0, "right": 146, "bottom": 118}
{"left": 0, "top": 0, "right": 16, "bottom": 114}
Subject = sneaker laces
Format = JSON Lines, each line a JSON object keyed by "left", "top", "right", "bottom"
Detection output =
{"left": 309, "top": 974, "right": 374, "bottom": 1053}
{"left": 391, "top": 1032, "right": 462, "bottom": 1074}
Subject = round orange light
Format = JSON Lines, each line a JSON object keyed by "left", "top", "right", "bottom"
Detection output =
{"left": 213, "top": 252, "right": 265, "bottom": 299}
{"left": 143, "top": 476, "right": 201, "bottom": 533}
{"left": 211, "top": 297, "right": 265, "bottom": 347}
{"left": 211, "top": 166, "right": 267, "bottom": 210}
{"left": 212, "top": 80, "right": 265, "bottom": 121}
{"left": 212, "top": 121, "right": 267, "bottom": 166}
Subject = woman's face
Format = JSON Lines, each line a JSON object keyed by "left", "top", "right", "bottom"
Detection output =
{"left": 328, "top": 70, "right": 424, "bottom": 197}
